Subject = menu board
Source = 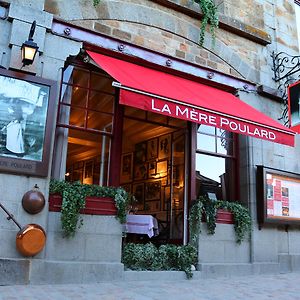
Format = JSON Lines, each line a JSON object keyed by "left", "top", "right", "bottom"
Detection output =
{"left": 257, "top": 166, "right": 300, "bottom": 226}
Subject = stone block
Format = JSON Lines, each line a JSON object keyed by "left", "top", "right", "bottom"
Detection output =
{"left": 45, "top": 231, "right": 86, "bottom": 261}
{"left": 82, "top": 262, "right": 124, "bottom": 282}
{"left": 279, "top": 254, "right": 292, "bottom": 273}
{"left": 0, "top": 258, "right": 30, "bottom": 285}
{"left": 0, "top": 20, "right": 11, "bottom": 47}
{"left": 124, "top": 270, "right": 187, "bottom": 281}
{"left": 198, "top": 241, "right": 225, "bottom": 263}
{"left": 44, "top": 34, "right": 81, "bottom": 60}
{"left": 84, "top": 234, "right": 122, "bottom": 262}
{"left": 8, "top": 3, "right": 52, "bottom": 29}
{"left": 0, "top": 229, "right": 20, "bottom": 258}
{"left": 198, "top": 263, "right": 252, "bottom": 278}
{"left": 10, "top": 19, "right": 46, "bottom": 52}
{"left": 30, "top": 260, "right": 124, "bottom": 284}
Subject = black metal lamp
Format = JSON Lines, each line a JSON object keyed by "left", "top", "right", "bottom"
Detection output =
{"left": 21, "top": 20, "right": 39, "bottom": 66}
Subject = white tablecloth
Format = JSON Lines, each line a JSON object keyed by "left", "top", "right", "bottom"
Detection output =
{"left": 125, "top": 215, "right": 159, "bottom": 238}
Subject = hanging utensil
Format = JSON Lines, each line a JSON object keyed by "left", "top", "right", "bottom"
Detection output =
{"left": 0, "top": 202, "right": 46, "bottom": 257}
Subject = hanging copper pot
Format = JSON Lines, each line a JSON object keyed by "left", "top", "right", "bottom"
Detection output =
{"left": 22, "top": 184, "right": 45, "bottom": 214}
{"left": 0, "top": 202, "right": 46, "bottom": 257}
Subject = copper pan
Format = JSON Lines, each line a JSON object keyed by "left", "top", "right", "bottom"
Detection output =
{"left": 0, "top": 202, "right": 46, "bottom": 257}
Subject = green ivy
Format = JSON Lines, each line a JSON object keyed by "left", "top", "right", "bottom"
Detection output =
{"left": 92, "top": 0, "right": 219, "bottom": 47}
{"left": 189, "top": 196, "right": 252, "bottom": 245}
{"left": 194, "top": 0, "right": 219, "bottom": 46}
{"left": 122, "top": 242, "right": 198, "bottom": 279}
{"left": 49, "top": 179, "right": 131, "bottom": 238}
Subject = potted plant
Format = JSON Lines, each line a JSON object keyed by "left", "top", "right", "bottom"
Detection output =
{"left": 189, "top": 196, "right": 252, "bottom": 246}
{"left": 49, "top": 179, "right": 131, "bottom": 237}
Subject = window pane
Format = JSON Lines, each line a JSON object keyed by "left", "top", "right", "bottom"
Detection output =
{"left": 65, "top": 129, "right": 111, "bottom": 185}
{"left": 71, "top": 87, "right": 88, "bottom": 108}
{"left": 69, "top": 107, "right": 85, "bottom": 127}
{"left": 196, "top": 153, "right": 225, "bottom": 183}
{"left": 68, "top": 68, "right": 89, "bottom": 87}
{"left": 216, "top": 138, "right": 233, "bottom": 155}
{"left": 90, "top": 72, "right": 114, "bottom": 93}
{"left": 89, "top": 92, "right": 114, "bottom": 113}
{"left": 197, "top": 133, "right": 215, "bottom": 152}
{"left": 87, "top": 111, "right": 113, "bottom": 132}
{"left": 198, "top": 124, "right": 215, "bottom": 135}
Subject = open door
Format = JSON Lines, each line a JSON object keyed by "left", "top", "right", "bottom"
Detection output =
{"left": 168, "top": 130, "right": 188, "bottom": 244}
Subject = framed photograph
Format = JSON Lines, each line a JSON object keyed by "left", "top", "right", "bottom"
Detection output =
{"left": 148, "top": 161, "right": 156, "bottom": 178}
{"left": 134, "top": 142, "right": 147, "bottom": 164}
{"left": 132, "top": 183, "right": 145, "bottom": 210}
{"left": 120, "top": 152, "right": 133, "bottom": 183}
{"left": 158, "top": 134, "right": 171, "bottom": 160}
{"left": 163, "top": 186, "right": 171, "bottom": 210}
{"left": 0, "top": 69, "right": 56, "bottom": 176}
{"left": 145, "top": 200, "right": 161, "bottom": 212}
{"left": 83, "top": 160, "right": 94, "bottom": 184}
{"left": 145, "top": 180, "right": 161, "bottom": 201}
{"left": 134, "top": 163, "right": 147, "bottom": 180}
{"left": 147, "top": 138, "right": 158, "bottom": 160}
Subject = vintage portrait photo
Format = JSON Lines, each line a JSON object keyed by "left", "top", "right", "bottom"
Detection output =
{"left": 0, "top": 74, "right": 49, "bottom": 162}
{"left": 145, "top": 180, "right": 161, "bottom": 201}
{"left": 158, "top": 134, "right": 171, "bottom": 160}
{"left": 134, "top": 163, "right": 147, "bottom": 180}
{"left": 134, "top": 142, "right": 146, "bottom": 164}
{"left": 147, "top": 138, "right": 158, "bottom": 160}
{"left": 120, "top": 152, "right": 133, "bottom": 183}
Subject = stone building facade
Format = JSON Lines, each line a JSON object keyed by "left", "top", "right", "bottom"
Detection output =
{"left": 0, "top": 0, "right": 300, "bottom": 284}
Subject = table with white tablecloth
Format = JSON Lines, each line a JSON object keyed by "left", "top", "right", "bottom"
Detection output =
{"left": 125, "top": 214, "right": 159, "bottom": 238}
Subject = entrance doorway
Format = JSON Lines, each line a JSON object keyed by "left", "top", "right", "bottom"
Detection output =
{"left": 120, "top": 106, "right": 188, "bottom": 245}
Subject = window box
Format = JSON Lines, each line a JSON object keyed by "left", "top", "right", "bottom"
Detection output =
{"left": 49, "top": 194, "right": 117, "bottom": 216}
{"left": 216, "top": 209, "right": 234, "bottom": 224}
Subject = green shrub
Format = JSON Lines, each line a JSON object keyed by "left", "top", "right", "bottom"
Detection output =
{"left": 122, "top": 243, "right": 198, "bottom": 279}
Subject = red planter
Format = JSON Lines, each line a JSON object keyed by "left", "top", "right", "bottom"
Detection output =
{"left": 49, "top": 194, "right": 117, "bottom": 216}
{"left": 216, "top": 209, "right": 234, "bottom": 224}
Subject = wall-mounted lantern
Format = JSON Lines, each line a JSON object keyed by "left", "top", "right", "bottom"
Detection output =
{"left": 21, "top": 20, "right": 39, "bottom": 66}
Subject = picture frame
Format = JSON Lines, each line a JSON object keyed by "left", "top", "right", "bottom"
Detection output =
{"left": 132, "top": 183, "right": 145, "bottom": 210}
{"left": 147, "top": 138, "right": 158, "bottom": 160}
{"left": 134, "top": 142, "right": 147, "bottom": 164}
{"left": 0, "top": 68, "right": 56, "bottom": 177}
{"left": 145, "top": 180, "right": 161, "bottom": 201}
{"left": 158, "top": 134, "right": 171, "bottom": 160}
{"left": 148, "top": 161, "right": 156, "bottom": 178}
{"left": 145, "top": 200, "right": 161, "bottom": 212}
{"left": 163, "top": 186, "right": 171, "bottom": 210}
{"left": 120, "top": 152, "right": 133, "bottom": 183}
{"left": 83, "top": 160, "right": 94, "bottom": 184}
{"left": 134, "top": 162, "right": 147, "bottom": 180}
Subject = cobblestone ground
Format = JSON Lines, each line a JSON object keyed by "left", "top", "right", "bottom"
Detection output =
{"left": 0, "top": 273, "right": 300, "bottom": 300}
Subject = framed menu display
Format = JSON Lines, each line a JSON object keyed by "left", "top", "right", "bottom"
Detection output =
{"left": 257, "top": 165, "right": 300, "bottom": 227}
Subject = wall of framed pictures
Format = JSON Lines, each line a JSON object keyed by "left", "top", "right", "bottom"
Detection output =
{"left": 120, "top": 133, "right": 173, "bottom": 214}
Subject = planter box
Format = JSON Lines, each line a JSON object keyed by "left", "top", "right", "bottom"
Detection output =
{"left": 216, "top": 209, "right": 234, "bottom": 224}
{"left": 49, "top": 194, "right": 117, "bottom": 216}
{"left": 202, "top": 209, "right": 234, "bottom": 224}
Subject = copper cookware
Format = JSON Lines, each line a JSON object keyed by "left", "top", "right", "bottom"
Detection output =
{"left": 0, "top": 202, "right": 46, "bottom": 257}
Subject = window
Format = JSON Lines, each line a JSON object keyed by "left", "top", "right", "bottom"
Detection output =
{"left": 52, "top": 65, "right": 115, "bottom": 186}
{"left": 195, "top": 124, "right": 237, "bottom": 201}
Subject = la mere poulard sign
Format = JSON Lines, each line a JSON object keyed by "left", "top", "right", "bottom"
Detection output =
{"left": 120, "top": 90, "right": 294, "bottom": 147}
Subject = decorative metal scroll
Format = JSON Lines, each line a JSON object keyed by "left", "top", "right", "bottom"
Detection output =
{"left": 271, "top": 51, "right": 300, "bottom": 126}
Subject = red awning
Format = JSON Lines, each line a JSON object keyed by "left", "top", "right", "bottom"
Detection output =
{"left": 87, "top": 51, "right": 295, "bottom": 146}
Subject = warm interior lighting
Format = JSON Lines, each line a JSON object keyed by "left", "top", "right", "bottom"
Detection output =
{"left": 21, "top": 21, "right": 39, "bottom": 66}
